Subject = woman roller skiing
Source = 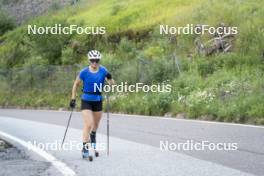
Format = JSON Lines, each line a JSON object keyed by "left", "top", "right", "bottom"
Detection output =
{"left": 69, "top": 50, "right": 114, "bottom": 161}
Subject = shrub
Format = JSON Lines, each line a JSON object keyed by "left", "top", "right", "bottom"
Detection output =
{"left": 50, "top": 1, "right": 61, "bottom": 11}
{"left": 0, "top": 11, "right": 16, "bottom": 35}
{"left": 28, "top": 17, "right": 72, "bottom": 65}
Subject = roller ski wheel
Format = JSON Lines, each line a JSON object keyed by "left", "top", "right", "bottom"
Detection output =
{"left": 95, "top": 150, "right": 99, "bottom": 157}
{"left": 88, "top": 155, "right": 93, "bottom": 161}
{"left": 82, "top": 150, "right": 93, "bottom": 161}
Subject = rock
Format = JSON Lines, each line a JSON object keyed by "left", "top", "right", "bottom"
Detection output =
{"left": 176, "top": 113, "right": 186, "bottom": 119}
{"left": 1, "top": 0, "right": 74, "bottom": 24}
{"left": 164, "top": 112, "right": 173, "bottom": 117}
{"left": 0, "top": 140, "right": 5, "bottom": 146}
{"left": 0, "top": 140, "right": 7, "bottom": 151}
{"left": 58, "top": 107, "right": 67, "bottom": 111}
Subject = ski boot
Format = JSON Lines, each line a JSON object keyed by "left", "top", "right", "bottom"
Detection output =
{"left": 90, "top": 131, "right": 99, "bottom": 157}
{"left": 82, "top": 143, "right": 93, "bottom": 161}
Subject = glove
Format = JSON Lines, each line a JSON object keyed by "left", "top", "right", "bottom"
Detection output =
{"left": 69, "top": 99, "right": 76, "bottom": 109}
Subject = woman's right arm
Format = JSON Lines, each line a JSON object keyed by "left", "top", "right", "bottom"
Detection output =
{"left": 71, "top": 76, "right": 82, "bottom": 100}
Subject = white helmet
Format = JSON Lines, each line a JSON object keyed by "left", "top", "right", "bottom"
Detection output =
{"left": 87, "top": 50, "right": 101, "bottom": 59}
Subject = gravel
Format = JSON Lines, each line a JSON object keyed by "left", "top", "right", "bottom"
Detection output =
{"left": 0, "top": 138, "right": 51, "bottom": 176}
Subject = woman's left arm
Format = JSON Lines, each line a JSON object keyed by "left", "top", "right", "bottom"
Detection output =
{"left": 106, "top": 78, "right": 115, "bottom": 85}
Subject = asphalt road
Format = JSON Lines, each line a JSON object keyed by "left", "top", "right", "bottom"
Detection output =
{"left": 0, "top": 109, "right": 263, "bottom": 176}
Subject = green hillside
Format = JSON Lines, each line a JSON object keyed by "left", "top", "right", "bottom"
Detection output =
{"left": 0, "top": 0, "right": 263, "bottom": 124}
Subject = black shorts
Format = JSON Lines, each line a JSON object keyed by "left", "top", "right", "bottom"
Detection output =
{"left": 81, "top": 100, "right": 102, "bottom": 112}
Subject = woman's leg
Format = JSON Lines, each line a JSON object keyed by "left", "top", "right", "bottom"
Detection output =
{"left": 82, "top": 110, "right": 94, "bottom": 142}
{"left": 81, "top": 109, "right": 94, "bottom": 160}
{"left": 92, "top": 111, "right": 103, "bottom": 131}
{"left": 90, "top": 110, "right": 102, "bottom": 156}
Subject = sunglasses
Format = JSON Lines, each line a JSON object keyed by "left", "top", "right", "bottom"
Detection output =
{"left": 90, "top": 59, "right": 100, "bottom": 63}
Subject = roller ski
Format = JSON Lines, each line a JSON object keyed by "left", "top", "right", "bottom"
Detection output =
{"left": 82, "top": 142, "right": 93, "bottom": 161}
{"left": 90, "top": 131, "right": 99, "bottom": 157}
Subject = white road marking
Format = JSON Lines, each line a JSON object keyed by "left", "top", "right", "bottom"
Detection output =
{"left": 0, "top": 130, "right": 76, "bottom": 176}
{"left": 31, "top": 109, "right": 264, "bottom": 129}
{"left": 114, "top": 113, "right": 264, "bottom": 129}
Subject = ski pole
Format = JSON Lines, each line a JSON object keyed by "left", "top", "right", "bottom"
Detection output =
{"left": 62, "top": 108, "right": 74, "bottom": 146}
{"left": 106, "top": 94, "right": 110, "bottom": 156}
